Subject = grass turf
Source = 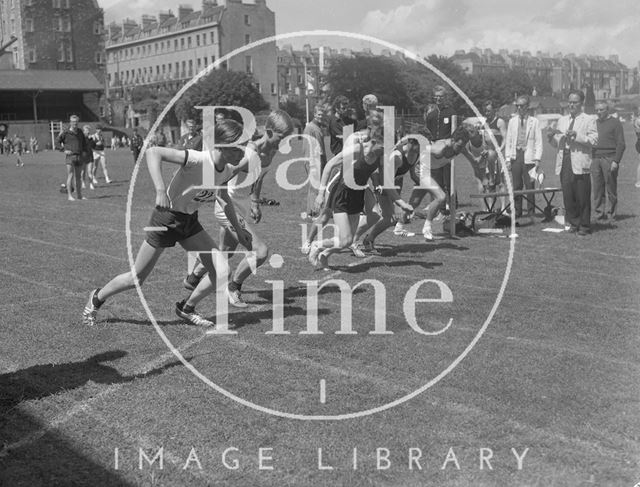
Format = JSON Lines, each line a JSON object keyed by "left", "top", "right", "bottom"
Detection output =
{"left": 0, "top": 129, "right": 639, "bottom": 486}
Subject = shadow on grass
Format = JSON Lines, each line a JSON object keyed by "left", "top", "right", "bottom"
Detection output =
{"left": 378, "top": 242, "right": 470, "bottom": 257}
{"left": 254, "top": 284, "right": 367, "bottom": 306}
{"left": 0, "top": 350, "right": 183, "bottom": 486}
{"left": 0, "top": 350, "right": 184, "bottom": 414}
{"left": 89, "top": 194, "right": 126, "bottom": 200}
{"left": 228, "top": 305, "right": 330, "bottom": 330}
{"left": 334, "top": 259, "right": 443, "bottom": 273}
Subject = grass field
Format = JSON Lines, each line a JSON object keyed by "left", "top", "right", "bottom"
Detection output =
{"left": 0, "top": 127, "right": 639, "bottom": 487}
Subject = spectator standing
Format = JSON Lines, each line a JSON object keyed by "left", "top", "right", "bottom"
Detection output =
{"left": 91, "top": 127, "right": 110, "bottom": 184}
{"left": 156, "top": 130, "right": 167, "bottom": 147}
{"left": 176, "top": 119, "right": 202, "bottom": 151}
{"left": 57, "top": 114, "right": 89, "bottom": 201}
{"left": 303, "top": 103, "right": 329, "bottom": 218}
{"left": 13, "top": 135, "right": 24, "bottom": 167}
{"left": 633, "top": 107, "right": 640, "bottom": 188}
{"left": 130, "top": 129, "right": 144, "bottom": 163}
{"left": 328, "top": 95, "right": 354, "bottom": 156}
{"left": 549, "top": 90, "right": 598, "bottom": 235}
{"left": 29, "top": 136, "right": 38, "bottom": 154}
{"left": 504, "top": 95, "right": 543, "bottom": 218}
{"left": 591, "top": 101, "right": 625, "bottom": 222}
{"left": 424, "top": 85, "right": 457, "bottom": 212}
{"left": 2, "top": 137, "right": 11, "bottom": 155}
{"left": 81, "top": 125, "right": 95, "bottom": 190}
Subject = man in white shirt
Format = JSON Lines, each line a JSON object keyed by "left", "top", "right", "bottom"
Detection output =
{"left": 504, "top": 95, "right": 543, "bottom": 218}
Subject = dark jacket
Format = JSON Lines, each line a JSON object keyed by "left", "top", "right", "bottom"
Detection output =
{"left": 57, "top": 127, "right": 88, "bottom": 155}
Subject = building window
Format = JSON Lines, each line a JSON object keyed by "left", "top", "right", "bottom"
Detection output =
{"left": 188, "top": 36, "right": 192, "bottom": 48}
{"left": 25, "top": 18, "right": 34, "bottom": 32}
{"left": 203, "top": 56, "right": 208, "bottom": 66}
{"left": 197, "top": 58, "right": 202, "bottom": 69}
{"left": 93, "top": 21, "right": 101, "bottom": 35}
{"left": 297, "top": 74, "right": 302, "bottom": 84}
{"left": 66, "top": 44, "right": 73, "bottom": 62}
{"left": 58, "top": 44, "right": 65, "bottom": 61}
{"left": 28, "top": 48, "right": 36, "bottom": 63}
{"left": 210, "top": 31, "right": 215, "bottom": 43}
{"left": 95, "top": 51, "right": 104, "bottom": 64}
{"left": 174, "top": 39, "right": 178, "bottom": 50}
{"left": 244, "top": 14, "right": 250, "bottom": 26}
{"left": 188, "top": 59, "right": 193, "bottom": 75}
{"left": 154, "top": 42, "right": 158, "bottom": 53}
{"left": 196, "top": 34, "right": 200, "bottom": 46}
{"left": 245, "top": 55, "right": 252, "bottom": 73}
{"left": 180, "top": 38, "right": 184, "bottom": 49}
{"left": 271, "top": 83, "right": 276, "bottom": 95}
{"left": 245, "top": 34, "right": 251, "bottom": 45}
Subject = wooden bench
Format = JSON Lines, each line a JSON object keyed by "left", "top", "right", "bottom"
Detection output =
{"left": 469, "top": 187, "right": 563, "bottom": 222}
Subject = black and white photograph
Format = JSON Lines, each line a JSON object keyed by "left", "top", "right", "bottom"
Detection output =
{"left": 0, "top": 0, "right": 639, "bottom": 485}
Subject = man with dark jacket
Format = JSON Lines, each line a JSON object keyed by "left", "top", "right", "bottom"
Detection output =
{"left": 130, "top": 128, "right": 144, "bottom": 163}
{"left": 57, "top": 115, "right": 88, "bottom": 201}
{"left": 424, "top": 85, "right": 457, "bottom": 213}
{"left": 591, "top": 101, "right": 625, "bottom": 222}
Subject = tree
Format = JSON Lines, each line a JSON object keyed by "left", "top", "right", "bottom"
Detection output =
{"left": 279, "top": 99, "right": 305, "bottom": 123}
{"left": 174, "top": 69, "right": 269, "bottom": 123}
{"left": 325, "top": 55, "right": 413, "bottom": 115}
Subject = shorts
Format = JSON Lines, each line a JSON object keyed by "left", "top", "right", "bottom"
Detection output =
{"left": 65, "top": 154, "right": 84, "bottom": 167}
{"left": 330, "top": 182, "right": 365, "bottom": 215}
{"left": 145, "top": 206, "right": 204, "bottom": 248}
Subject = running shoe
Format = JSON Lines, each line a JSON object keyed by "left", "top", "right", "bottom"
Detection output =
{"left": 301, "top": 241, "right": 311, "bottom": 255}
{"left": 83, "top": 289, "right": 100, "bottom": 326}
{"left": 183, "top": 273, "right": 203, "bottom": 291}
{"left": 89, "top": 183, "right": 95, "bottom": 190}
{"left": 350, "top": 242, "right": 366, "bottom": 258}
{"left": 92, "top": 178, "right": 99, "bottom": 185}
{"left": 227, "top": 289, "right": 248, "bottom": 308}
{"left": 393, "top": 228, "right": 416, "bottom": 237}
{"left": 308, "top": 241, "right": 322, "bottom": 267}
{"left": 362, "top": 239, "right": 376, "bottom": 252}
{"left": 175, "top": 300, "right": 214, "bottom": 327}
{"left": 422, "top": 220, "right": 434, "bottom": 241}
{"left": 318, "top": 253, "right": 329, "bottom": 270}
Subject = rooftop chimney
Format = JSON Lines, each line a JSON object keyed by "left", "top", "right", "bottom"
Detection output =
{"left": 141, "top": 15, "right": 155, "bottom": 29}
{"left": 158, "top": 10, "right": 174, "bottom": 24}
{"left": 178, "top": 4, "right": 194, "bottom": 20}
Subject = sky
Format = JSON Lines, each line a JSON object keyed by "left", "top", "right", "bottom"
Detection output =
{"left": 102, "top": 0, "right": 640, "bottom": 67}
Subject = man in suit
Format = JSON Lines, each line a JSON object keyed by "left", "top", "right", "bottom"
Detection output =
{"left": 549, "top": 90, "right": 598, "bottom": 235}
{"left": 505, "top": 95, "right": 543, "bottom": 218}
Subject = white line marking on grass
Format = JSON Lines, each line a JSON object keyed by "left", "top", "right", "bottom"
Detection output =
{"left": 2, "top": 232, "right": 124, "bottom": 262}
{"left": 0, "top": 335, "right": 207, "bottom": 456}
{"left": 320, "top": 379, "right": 326, "bottom": 404}
{"left": 0, "top": 214, "right": 146, "bottom": 236}
{"left": 0, "top": 268, "right": 79, "bottom": 296}
{"left": 143, "top": 227, "right": 168, "bottom": 232}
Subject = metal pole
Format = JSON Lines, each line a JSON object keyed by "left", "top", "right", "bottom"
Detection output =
{"left": 449, "top": 115, "right": 458, "bottom": 237}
